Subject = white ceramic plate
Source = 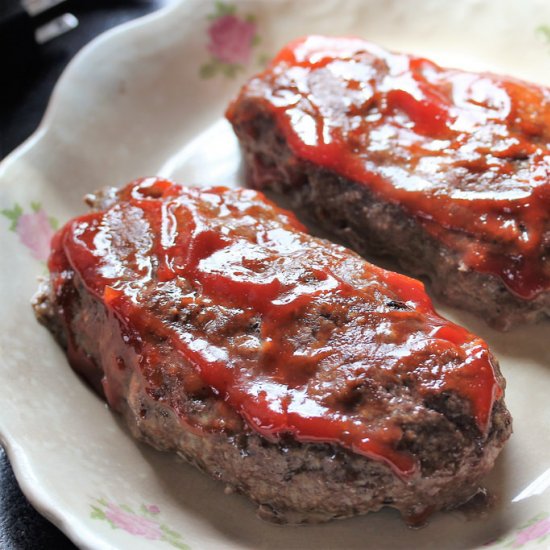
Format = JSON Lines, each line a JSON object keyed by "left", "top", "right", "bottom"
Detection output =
{"left": 1, "top": 0, "right": 550, "bottom": 548}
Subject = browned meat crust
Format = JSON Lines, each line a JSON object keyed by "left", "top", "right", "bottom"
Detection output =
{"left": 228, "top": 101, "right": 550, "bottom": 330}
{"left": 226, "top": 38, "right": 550, "bottom": 330}
{"left": 33, "top": 185, "right": 512, "bottom": 524}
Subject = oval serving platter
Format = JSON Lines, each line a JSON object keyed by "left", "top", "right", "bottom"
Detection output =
{"left": 1, "top": 0, "right": 550, "bottom": 548}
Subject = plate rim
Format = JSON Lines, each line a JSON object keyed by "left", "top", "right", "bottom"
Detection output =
{"left": 1, "top": 1, "right": 549, "bottom": 548}
{"left": 0, "top": 2, "right": 184, "bottom": 548}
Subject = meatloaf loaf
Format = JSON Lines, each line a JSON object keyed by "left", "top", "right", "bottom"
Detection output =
{"left": 33, "top": 178, "right": 512, "bottom": 524}
{"left": 226, "top": 36, "right": 550, "bottom": 330}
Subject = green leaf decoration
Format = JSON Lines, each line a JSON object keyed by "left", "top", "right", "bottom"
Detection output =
{"left": 199, "top": 62, "right": 217, "bottom": 79}
{"left": 538, "top": 24, "right": 550, "bottom": 43}
{"left": 525, "top": 512, "right": 547, "bottom": 526}
{"left": 161, "top": 534, "right": 191, "bottom": 550}
{"left": 222, "top": 63, "right": 242, "bottom": 78}
{"left": 251, "top": 34, "right": 261, "bottom": 47}
{"left": 48, "top": 216, "right": 59, "bottom": 230}
{"left": 90, "top": 506, "right": 106, "bottom": 521}
{"left": 257, "top": 52, "right": 271, "bottom": 67}
{"left": 214, "top": 1, "right": 236, "bottom": 17}
{"left": 30, "top": 201, "right": 41, "bottom": 213}
{"left": 1, "top": 203, "right": 23, "bottom": 231}
{"left": 160, "top": 524, "right": 182, "bottom": 539}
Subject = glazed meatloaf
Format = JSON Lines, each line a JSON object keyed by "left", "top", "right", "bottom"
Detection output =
{"left": 227, "top": 36, "right": 550, "bottom": 330}
{"left": 34, "top": 178, "right": 512, "bottom": 524}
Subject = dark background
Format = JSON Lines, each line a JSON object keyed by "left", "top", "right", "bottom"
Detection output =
{"left": 1, "top": 1, "right": 170, "bottom": 547}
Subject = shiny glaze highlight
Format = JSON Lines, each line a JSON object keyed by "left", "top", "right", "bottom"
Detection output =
{"left": 229, "top": 36, "right": 550, "bottom": 299}
{"left": 49, "top": 178, "right": 502, "bottom": 476}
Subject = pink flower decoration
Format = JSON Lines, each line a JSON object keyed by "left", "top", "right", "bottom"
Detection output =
{"left": 207, "top": 14, "right": 256, "bottom": 65}
{"left": 105, "top": 503, "right": 163, "bottom": 540}
{"left": 147, "top": 504, "right": 160, "bottom": 515}
{"left": 513, "top": 516, "right": 550, "bottom": 547}
{"left": 16, "top": 210, "right": 54, "bottom": 262}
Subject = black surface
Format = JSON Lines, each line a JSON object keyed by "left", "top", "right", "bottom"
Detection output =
{"left": 0, "top": 2, "right": 170, "bottom": 547}
{"left": 1, "top": 1, "right": 171, "bottom": 157}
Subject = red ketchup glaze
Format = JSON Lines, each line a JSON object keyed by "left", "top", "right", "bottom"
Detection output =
{"left": 49, "top": 178, "right": 503, "bottom": 477}
{"left": 229, "top": 36, "right": 550, "bottom": 299}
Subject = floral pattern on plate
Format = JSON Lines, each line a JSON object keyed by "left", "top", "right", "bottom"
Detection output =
{"left": 90, "top": 499, "right": 190, "bottom": 549}
{"left": 484, "top": 512, "right": 550, "bottom": 548}
{"left": 200, "top": 1, "right": 261, "bottom": 78}
{"left": 1, "top": 202, "right": 58, "bottom": 261}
